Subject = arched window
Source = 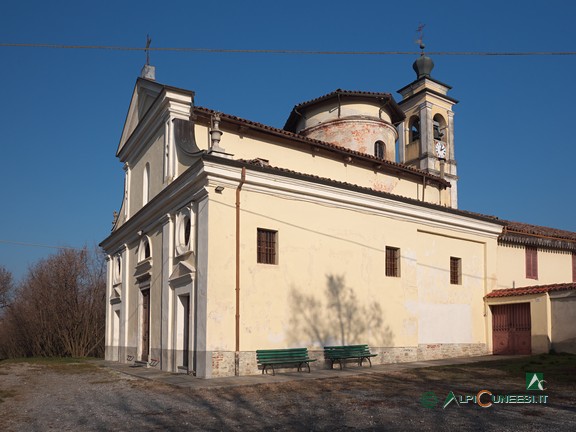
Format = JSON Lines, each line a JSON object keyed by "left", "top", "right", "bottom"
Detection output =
{"left": 374, "top": 141, "right": 385, "bottom": 160}
{"left": 409, "top": 117, "right": 420, "bottom": 142}
{"left": 112, "top": 254, "right": 122, "bottom": 285}
{"left": 143, "top": 163, "right": 150, "bottom": 205}
{"left": 138, "top": 236, "right": 152, "bottom": 262}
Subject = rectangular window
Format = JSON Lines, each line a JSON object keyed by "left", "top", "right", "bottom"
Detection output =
{"left": 525, "top": 247, "right": 538, "bottom": 279}
{"left": 385, "top": 247, "right": 400, "bottom": 277}
{"left": 257, "top": 228, "right": 277, "bottom": 264}
{"left": 572, "top": 253, "right": 576, "bottom": 283}
{"left": 450, "top": 257, "right": 462, "bottom": 285}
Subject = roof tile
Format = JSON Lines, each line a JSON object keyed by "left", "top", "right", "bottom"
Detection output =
{"left": 502, "top": 220, "right": 576, "bottom": 242}
{"left": 485, "top": 282, "right": 576, "bottom": 298}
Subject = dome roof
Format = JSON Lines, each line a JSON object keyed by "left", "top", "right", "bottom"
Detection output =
{"left": 412, "top": 44, "right": 434, "bottom": 79}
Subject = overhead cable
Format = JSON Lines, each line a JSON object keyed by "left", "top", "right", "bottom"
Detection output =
{"left": 0, "top": 43, "right": 575, "bottom": 56}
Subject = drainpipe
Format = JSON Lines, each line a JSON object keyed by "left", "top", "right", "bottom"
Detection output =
{"left": 235, "top": 167, "right": 246, "bottom": 375}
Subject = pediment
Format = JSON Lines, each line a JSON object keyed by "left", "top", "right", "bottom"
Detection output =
{"left": 117, "top": 78, "right": 164, "bottom": 155}
{"left": 134, "top": 259, "right": 152, "bottom": 282}
{"left": 169, "top": 261, "right": 196, "bottom": 286}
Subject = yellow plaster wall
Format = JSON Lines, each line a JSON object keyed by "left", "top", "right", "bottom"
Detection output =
{"left": 496, "top": 245, "right": 573, "bottom": 289}
{"left": 191, "top": 123, "right": 442, "bottom": 205}
{"left": 203, "top": 185, "right": 497, "bottom": 353}
{"left": 416, "top": 230, "right": 493, "bottom": 345}
{"left": 551, "top": 295, "right": 576, "bottom": 352}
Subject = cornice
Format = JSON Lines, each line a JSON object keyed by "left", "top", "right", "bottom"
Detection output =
{"left": 100, "top": 158, "right": 208, "bottom": 251}
{"left": 202, "top": 158, "right": 503, "bottom": 239}
{"left": 398, "top": 87, "right": 459, "bottom": 107}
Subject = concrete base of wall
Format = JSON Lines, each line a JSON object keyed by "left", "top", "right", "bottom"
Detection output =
{"left": 105, "top": 345, "right": 137, "bottom": 364}
{"left": 207, "top": 343, "right": 489, "bottom": 378}
{"left": 551, "top": 337, "right": 576, "bottom": 354}
{"left": 105, "top": 343, "right": 489, "bottom": 378}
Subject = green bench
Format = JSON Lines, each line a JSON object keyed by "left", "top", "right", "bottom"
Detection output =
{"left": 324, "top": 344, "right": 377, "bottom": 369}
{"left": 256, "top": 348, "right": 317, "bottom": 376}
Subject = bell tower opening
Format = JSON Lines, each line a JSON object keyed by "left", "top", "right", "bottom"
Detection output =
{"left": 396, "top": 45, "right": 459, "bottom": 208}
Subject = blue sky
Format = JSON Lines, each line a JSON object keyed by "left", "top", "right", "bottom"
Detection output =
{"left": 1, "top": 0, "right": 575, "bottom": 281}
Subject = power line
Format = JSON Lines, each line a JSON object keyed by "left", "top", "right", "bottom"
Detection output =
{"left": 1, "top": 43, "right": 575, "bottom": 56}
{"left": 0, "top": 239, "right": 84, "bottom": 251}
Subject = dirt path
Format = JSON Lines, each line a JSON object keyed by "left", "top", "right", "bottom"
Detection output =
{"left": 1, "top": 360, "right": 575, "bottom": 431}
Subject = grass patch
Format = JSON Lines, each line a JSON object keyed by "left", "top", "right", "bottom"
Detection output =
{"left": 471, "top": 353, "right": 575, "bottom": 379}
{"left": 429, "top": 353, "right": 576, "bottom": 384}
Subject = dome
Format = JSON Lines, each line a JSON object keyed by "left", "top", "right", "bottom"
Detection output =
{"left": 412, "top": 46, "right": 434, "bottom": 79}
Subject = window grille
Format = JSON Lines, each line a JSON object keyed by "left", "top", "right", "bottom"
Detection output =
{"left": 450, "top": 257, "right": 462, "bottom": 285}
{"left": 385, "top": 247, "right": 400, "bottom": 277}
{"left": 257, "top": 229, "right": 277, "bottom": 264}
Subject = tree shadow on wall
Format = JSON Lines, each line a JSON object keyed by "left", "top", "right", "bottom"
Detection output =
{"left": 288, "top": 275, "right": 394, "bottom": 348}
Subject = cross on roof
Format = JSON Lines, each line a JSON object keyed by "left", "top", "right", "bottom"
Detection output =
{"left": 145, "top": 35, "right": 152, "bottom": 65}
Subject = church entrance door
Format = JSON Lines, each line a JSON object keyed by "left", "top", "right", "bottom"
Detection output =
{"left": 141, "top": 289, "right": 150, "bottom": 362}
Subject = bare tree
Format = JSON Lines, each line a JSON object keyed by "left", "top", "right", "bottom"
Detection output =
{"left": 0, "top": 248, "right": 106, "bottom": 359}
{"left": 0, "top": 266, "right": 13, "bottom": 309}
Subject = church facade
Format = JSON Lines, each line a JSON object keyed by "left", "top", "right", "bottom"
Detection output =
{"left": 100, "top": 56, "right": 576, "bottom": 378}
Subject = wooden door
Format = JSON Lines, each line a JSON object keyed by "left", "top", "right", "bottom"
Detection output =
{"left": 492, "top": 303, "right": 531, "bottom": 355}
{"left": 141, "top": 289, "right": 150, "bottom": 362}
{"left": 182, "top": 295, "right": 190, "bottom": 368}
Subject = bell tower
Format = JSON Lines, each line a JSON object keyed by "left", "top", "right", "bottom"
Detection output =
{"left": 397, "top": 45, "right": 459, "bottom": 207}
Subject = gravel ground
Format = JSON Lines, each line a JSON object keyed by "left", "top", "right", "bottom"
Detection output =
{"left": 1, "top": 359, "right": 575, "bottom": 431}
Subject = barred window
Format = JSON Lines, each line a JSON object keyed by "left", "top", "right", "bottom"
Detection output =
{"left": 257, "top": 228, "right": 277, "bottom": 264}
{"left": 572, "top": 253, "right": 575, "bottom": 283}
{"left": 525, "top": 247, "right": 538, "bottom": 280}
{"left": 450, "top": 257, "right": 462, "bottom": 285}
{"left": 385, "top": 247, "right": 400, "bottom": 277}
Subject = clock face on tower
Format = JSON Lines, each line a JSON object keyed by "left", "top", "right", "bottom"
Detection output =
{"left": 435, "top": 141, "right": 446, "bottom": 159}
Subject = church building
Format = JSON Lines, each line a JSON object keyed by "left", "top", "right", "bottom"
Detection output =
{"left": 100, "top": 52, "right": 576, "bottom": 378}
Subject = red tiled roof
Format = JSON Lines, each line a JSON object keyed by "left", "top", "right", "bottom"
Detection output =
{"left": 194, "top": 106, "right": 450, "bottom": 187}
{"left": 502, "top": 220, "right": 576, "bottom": 242}
{"left": 485, "top": 282, "right": 576, "bottom": 298}
{"left": 283, "top": 89, "right": 406, "bottom": 131}
{"left": 292, "top": 89, "right": 396, "bottom": 109}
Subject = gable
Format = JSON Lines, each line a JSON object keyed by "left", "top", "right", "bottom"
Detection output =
{"left": 117, "top": 78, "right": 164, "bottom": 156}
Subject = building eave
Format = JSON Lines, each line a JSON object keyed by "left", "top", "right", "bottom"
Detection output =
{"left": 194, "top": 106, "right": 450, "bottom": 189}
{"left": 485, "top": 282, "right": 576, "bottom": 299}
{"left": 202, "top": 154, "right": 504, "bottom": 229}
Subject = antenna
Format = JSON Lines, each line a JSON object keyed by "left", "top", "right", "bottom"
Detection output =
{"left": 415, "top": 23, "right": 426, "bottom": 53}
{"left": 145, "top": 34, "right": 152, "bottom": 65}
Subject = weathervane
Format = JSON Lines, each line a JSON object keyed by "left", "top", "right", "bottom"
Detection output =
{"left": 415, "top": 23, "right": 426, "bottom": 54}
{"left": 145, "top": 35, "right": 152, "bottom": 65}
